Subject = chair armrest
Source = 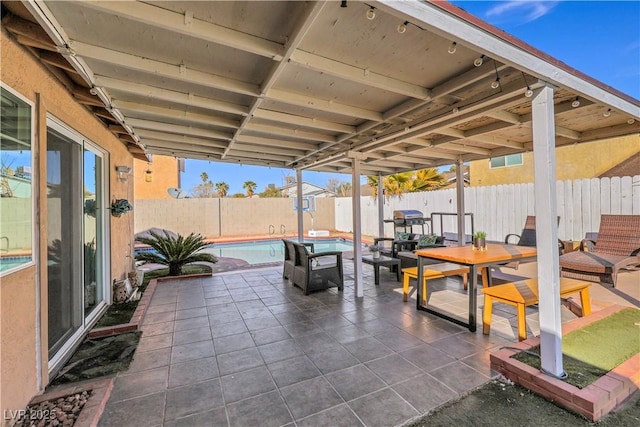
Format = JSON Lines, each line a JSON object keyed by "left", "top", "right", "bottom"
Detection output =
{"left": 374, "top": 237, "right": 394, "bottom": 244}
{"left": 631, "top": 248, "right": 640, "bottom": 256}
{"left": 303, "top": 242, "right": 315, "bottom": 252}
{"left": 505, "top": 233, "right": 521, "bottom": 244}
{"left": 307, "top": 251, "right": 343, "bottom": 260}
{"left": 579, "top": 239, "right": 597, "bottom": 252}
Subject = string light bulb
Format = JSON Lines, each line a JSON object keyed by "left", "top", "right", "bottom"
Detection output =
{"left": 525, "top": 87, "right": 534, "bottom": 98}
{"left": 571, "top": 97, "right": 580, "bottom": 108}
{"left": 473, "top": 55, "right": 485, "bottom": 67}
{"left": 448, "top": 42, "right": 457, "bottom": 54}
{"left": 366, "top": 6, "right": 376, "bottom": 20}
{"left": 491, "top": 78, "right": 500, "bottom": 89}
{"left": 397, "top": 21, "right": 408, "bottom": 34}
{"left": 628, "top": 118, "right": 636, "bottom": 125}
{"left": 603, "top": 108, "right": 612, "bottom": 118}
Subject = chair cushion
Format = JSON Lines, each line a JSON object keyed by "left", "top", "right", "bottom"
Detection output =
{"left": 417, "top": 234, "right": 438, "bottom": 248}
{"left": 559, "top": 251, "right": 628, "bottom": 274}
{"left": 395, "top": 231, "right": 411, "bottom": 241}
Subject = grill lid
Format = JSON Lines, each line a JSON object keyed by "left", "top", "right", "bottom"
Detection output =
{"left": 393, "top": 210, "right": 424, "bottom": 219}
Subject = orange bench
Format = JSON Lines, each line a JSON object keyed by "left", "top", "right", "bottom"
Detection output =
{"left": 481, "top": 277, "right": 591, "bottom": 341}
{"left": 402, "top": 263, "right": 470, "bottom": 304}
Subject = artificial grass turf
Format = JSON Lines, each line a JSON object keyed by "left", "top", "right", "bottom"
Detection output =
{"left": 513, "top": 307, "right": 640, "bottom": 388}
{"left": 563, "top": 307, "right": 640, "bottom": 370}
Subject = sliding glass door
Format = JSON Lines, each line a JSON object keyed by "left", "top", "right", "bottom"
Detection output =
{"left": 47, "top": 118, "right": 107, "bottom": 361}
{"left": 47, "top": 125, "right": 82, "bottom": 356}
{"left": 83, "top": 147, "right": 104, "bottom": 316}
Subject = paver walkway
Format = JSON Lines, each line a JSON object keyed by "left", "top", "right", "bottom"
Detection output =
{"left": 98, "top": 260, "right": 636, "bottom": 426}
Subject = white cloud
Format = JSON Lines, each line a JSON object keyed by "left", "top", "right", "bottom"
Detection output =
{"left": 485, "top": 1, "right": 559, "bottom": 24}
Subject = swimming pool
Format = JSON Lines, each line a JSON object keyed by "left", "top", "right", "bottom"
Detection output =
{"left": 0, "top": 256, "right": 33, "bottom": 273}
{"left": 136, "top": 238, "right": 358, "bottom": 266}
{"left": 202, "top": 238, "right": 358, "bottom": 265}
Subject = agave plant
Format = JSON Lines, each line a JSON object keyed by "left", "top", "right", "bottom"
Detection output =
{"left": 135, "top": 230, "right": 217, "bottom": 276}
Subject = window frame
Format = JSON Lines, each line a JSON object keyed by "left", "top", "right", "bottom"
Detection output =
{"left": 489, "top": 153, "right": 523, "bottom": 169}
{"left": 0, "top": 83, "right": 36, "bottom": 277}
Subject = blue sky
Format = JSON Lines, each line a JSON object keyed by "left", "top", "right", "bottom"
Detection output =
{"left": 181, "top": 0, "right": 640, "bottom": 196}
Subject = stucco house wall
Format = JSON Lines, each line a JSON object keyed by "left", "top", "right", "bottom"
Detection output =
{"left": 133, "top": 155, "right": 179, "bottom": 199}
{"left": 469, "top": 135, "right": 640, "bottom": 186}
{"left": 1, "top": 28, "right": 135, "bottom": 420}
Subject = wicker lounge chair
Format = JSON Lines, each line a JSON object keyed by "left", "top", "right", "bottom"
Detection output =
{"left": 559, "top": 214, "right": 640, "bottom": 287}
{"left": 292, "top": 242, "right": 343, "bottom": 295}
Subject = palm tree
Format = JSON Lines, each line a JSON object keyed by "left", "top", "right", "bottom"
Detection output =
{"left": 191, "top": 171, "right": 215, "bottom": 197}
{"left": 135, "top": 230, "right": 217, "bottom": 276}
{"left": 384, "top": 172, "right": 412, "bottom": 197}
{"left": 243, "top": 180, "right": 257, "bottom": 197}
{"left": 366, "top": 175, "right": 380, "bottom": 197}
{"left": 215, "top": 181, "right": 229, "bottom": 197}
{"left": 410, "top": 168, "right": 445, "bottom": 192}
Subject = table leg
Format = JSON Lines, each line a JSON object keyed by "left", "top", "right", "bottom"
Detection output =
{"left": 468, "top": 265, "right": 477, "bottom": 332}
{"left": 416, "top": 256, "right": 423, "bottom": 309}
{"left": 374, "top": 265, "right": 380, "bottom": 286}
{"left": 579, "top": 288, "right": 591, "bottom": 316}
{"left": 402, "top": 272, "right": 409, "bottom": 302}
{"left": 482, "top": 294, "right": 493, "bottom": 335}
{"left": 517, "top": 303, "right": 527, "bottom": 341}
{"left": 395, "top": 263, "right": 401, "bottom": 282}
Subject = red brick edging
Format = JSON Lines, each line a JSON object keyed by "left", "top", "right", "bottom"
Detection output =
{"left": 490, "top": 304, "right": 640, "bottom": 421}
{"left": 88, "top": 273, "right": 212, "bottom": 338}
{"left": 27, "top": 377, "right": 114, "bottom": 427}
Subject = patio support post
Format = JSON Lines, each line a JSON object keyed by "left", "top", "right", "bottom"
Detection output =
{"left": 455, "top": 157, "right": 465, "bottom": 246}
{"left": 296, "top": 168, "right": 304, "bottom": 242}
{"left": 349, "top": 151, "right": 365, "bottom": 298}
{"left": 377, "top": 172, "right": 384, "bottom": 238}
{"left": 531, "top": 82, "right": 564, "bottom": 378}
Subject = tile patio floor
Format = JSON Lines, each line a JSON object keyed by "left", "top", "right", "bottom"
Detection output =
{"left": 98, "top": 261, "right": 638, "bottom": 427}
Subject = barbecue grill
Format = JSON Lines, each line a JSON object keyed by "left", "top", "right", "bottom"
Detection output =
{"left": 387, "top": 210, "right": 430, "bottom": 234}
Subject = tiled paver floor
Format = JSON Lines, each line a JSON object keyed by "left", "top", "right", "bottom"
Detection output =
{"left": 99, "top": 260, "right": 635, "bottom": 427}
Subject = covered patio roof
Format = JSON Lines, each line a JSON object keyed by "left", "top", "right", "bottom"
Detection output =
{"left": 3, "top": 0, "right": 639, "bottom": 171}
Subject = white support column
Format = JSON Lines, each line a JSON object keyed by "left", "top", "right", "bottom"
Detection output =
{"left": 296, "top": 169, "right": 304, "bottom": 242}
{"left": 349, "top": 151, "right": 365, "bottom": 298}
{"left": 532, "top": 83, "right": 564, "bottom": 377}
{"left": 455, "top": 157, "right": 466, "bottom": 246}
{"left": 377, "top": 172, "right": 384, "bottom": 238}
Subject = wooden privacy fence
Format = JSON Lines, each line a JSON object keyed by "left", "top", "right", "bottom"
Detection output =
{"left": 334, "top": 176, "right": 640, "bottom": 242}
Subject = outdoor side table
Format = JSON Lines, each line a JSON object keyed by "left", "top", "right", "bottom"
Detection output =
{"left": 362, "top": 255, "right": 401, "bottom": 285}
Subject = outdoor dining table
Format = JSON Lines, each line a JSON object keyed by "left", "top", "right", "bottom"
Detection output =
{"left": 414, "top": 243, "right": 537, "bottom": 332}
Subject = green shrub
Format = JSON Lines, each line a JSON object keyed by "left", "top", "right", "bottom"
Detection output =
{"left": 135, "top": 230, "right": 217, "bottom": 276}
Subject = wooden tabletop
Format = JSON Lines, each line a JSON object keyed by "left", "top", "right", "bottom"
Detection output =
{"left": 414, "top": 244, "right": 537, "bottom": 265}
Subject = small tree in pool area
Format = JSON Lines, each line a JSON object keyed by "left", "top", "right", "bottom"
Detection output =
{"left": 135, "top": 230, "right": 218, "bottom": 276}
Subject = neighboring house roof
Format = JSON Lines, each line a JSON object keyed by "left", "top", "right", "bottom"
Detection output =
{"left": 599, "top": 152, "right": 640, "bottom": 178}
{"left": 440, "top": 169, "right": 470, "bottom": 189}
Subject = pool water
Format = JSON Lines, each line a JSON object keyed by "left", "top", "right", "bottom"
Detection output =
{"left": 136, "top": 238, "right": 357, "bottom": 266}
{"left": 0, "top": 256, "right": 33, "bottom": 273}
{"left": 203, "top": 238, "right": 357, "bottom": 265}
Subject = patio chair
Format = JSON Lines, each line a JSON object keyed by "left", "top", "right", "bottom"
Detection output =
{"left": 560, "top": 214, "right": 640, "bottom": 287}
{"left": 504, "top": 216, "right": 562, "bottom": 269}
{"left": 373, "top": 232, "right": 418, "bottom": 259}
{"left": 292, "top": 242, "right": 343, "bottom": 295}
{"left": 282, "top": 239, "right": 314, "bottom": 281}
